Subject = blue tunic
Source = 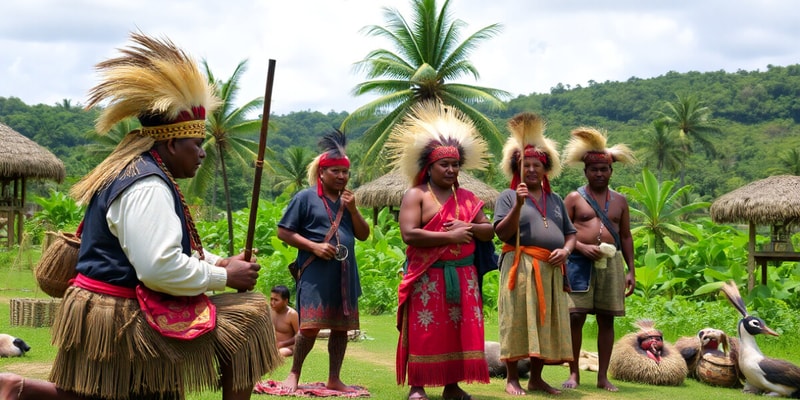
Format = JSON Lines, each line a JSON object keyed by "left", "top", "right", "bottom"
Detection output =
{"left": 278, "top": 187, "right": 361, "bottom": 330}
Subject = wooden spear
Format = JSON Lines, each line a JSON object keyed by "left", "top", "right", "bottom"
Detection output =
{"left": 243, "top": 59, "right": 277, "bottom": 267}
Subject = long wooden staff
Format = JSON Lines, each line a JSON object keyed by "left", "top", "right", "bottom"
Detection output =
{"left": 514, "top": 151, "right": 522, "bottom": 268}
{"left": 243, "top": 59, "right": 277, "bottom": 266}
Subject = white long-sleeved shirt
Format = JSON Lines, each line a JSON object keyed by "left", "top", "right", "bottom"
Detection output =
{"left": 106, "top": 176, "right": 227, "bottom": 296}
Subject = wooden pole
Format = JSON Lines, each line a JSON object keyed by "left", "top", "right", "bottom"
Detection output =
{"left": 243, "top": 59, "right": 276, "bottom": 264}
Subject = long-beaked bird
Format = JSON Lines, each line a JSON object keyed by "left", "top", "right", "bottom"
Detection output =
{"left": 721, "top": 281, "right": 800, "bottom": 397}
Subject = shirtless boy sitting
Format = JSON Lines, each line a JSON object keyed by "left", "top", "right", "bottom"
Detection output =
{"left": 270, "top": 285, "right": 300, "bottom": 357}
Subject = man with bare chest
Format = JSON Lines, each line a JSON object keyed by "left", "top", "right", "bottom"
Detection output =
{"left": 561, "top": 127, "right": 636, "bottom": 393}
{"left": 270, "top": 285, "right": 299, "bottom": 357}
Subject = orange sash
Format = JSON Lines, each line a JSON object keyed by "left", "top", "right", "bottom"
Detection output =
{"left": 502, "top": 243, "right": 551, "bottom": 325}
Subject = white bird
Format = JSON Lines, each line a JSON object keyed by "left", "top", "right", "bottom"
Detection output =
{"left": 721, "top": 281, "right": 800, "bottom": 397}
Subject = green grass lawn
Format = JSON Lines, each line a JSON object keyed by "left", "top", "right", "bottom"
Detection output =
{"left": 1, "top": 253, "right": 798, "bottom": 399}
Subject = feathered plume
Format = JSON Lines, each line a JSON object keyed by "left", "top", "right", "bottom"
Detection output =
{"left": 563, "top": 127, "right": 636, "bottom": 166}
{"left": 86, "top": 32, "right": 220, "bottom": 134}
{"left": 307, "top": 129, "right": 348, "bottom": 186}
{"left": 70, "top": 31, "right": 219, "bottom": 205}
{"left": 720, "top": 280, "right": 749, "bottom": 317}
{"left": 387, "top": 100, "right": 488, "bottom": 186}
{"left": 501, "top": 112, "right": 561, "bottom": 181}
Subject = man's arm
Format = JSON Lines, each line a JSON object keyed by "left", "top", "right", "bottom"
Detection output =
{"left": 278, "top": 226, "right": 336, "bottom": 260}
{"left": 341, "top": 189, "right": 370, "bottom": 241}
{"left": 619, "top": 196, "right": 636, "bottom": 297}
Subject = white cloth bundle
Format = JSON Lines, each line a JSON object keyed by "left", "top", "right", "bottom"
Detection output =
{"left": 594, "top": 243, "right": 618, "bottom": 269}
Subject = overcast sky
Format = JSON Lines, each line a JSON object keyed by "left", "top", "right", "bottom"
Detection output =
{"left": 2, "top": 0, "right": 799, "bottom": 116}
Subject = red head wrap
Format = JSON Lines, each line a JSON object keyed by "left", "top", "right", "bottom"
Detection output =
{"left": 316, "top": 151, "right": 351, "bottom": 196}
{"left": 510, "top": 145, "right": 552, "bottom": 193}
{"left": 414, "top": 145, "right": 461, "bottom": 186}
{"left": 583, "top": 151, "right": 613, "bottom": 165}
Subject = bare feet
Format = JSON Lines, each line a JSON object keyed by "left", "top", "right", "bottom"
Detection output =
{"left": 408, "top": 386, "right": 428, "bottom": 399}
{"left": 505, "top": 379, "right": 526, "bottom": 396}
{"left": 528, "top": 378, "right": 562, "bottom": 395}
{"left": 442, "top": 383, "right": 472, "bottom": 399}
{"left": 281, "top": 372, "right": 300, "bottom": 392}
{"left": 597, "top": 377, "right": 618, "bottom": 392}
{"left": 326, "top": 378, "right": 355, "bottom": 392}
{"left": 0, "top": 373, "right": 23, "bottom": 400}
{"left": 562, "top": 372, "right": 579, "bottom": 389}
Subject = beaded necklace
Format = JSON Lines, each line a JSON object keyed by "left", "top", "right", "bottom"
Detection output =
{"left": 427, "top": 181, "right": 459, "bottom": 221}
{"left": 587, "top": 186, "right": 610, "bottom": 244}
{"left": 149, "top": 149, "right": 205, "bottom": 259}
{"left": 527, "top": 190, "right": 548, "bottom": 228}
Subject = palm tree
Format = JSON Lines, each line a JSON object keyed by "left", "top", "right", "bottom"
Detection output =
{"left": 660, "top": 94, "right": 721, "bottom": 186}
{"left": 271, "top": 146, "right": 313, "bottom": 195}
{"left": 770, "top": 149, "right": 800, "bottom": 175}
{"left": 85, "top": 118, "right": 140, "bottom": 159}
{"left": 187, "top": 59, "right": 267, "bottom": 256}
{"left": 619, "top": 168, "right": 710, "bottom": 252}
{"left": 635, "top": 118, "right": 683, "bottom": 182}
{"left": 341, "top": 0, "right": 510, "bottom": 165}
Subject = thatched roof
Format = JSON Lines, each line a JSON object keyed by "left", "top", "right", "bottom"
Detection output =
{"left": 0, "top": 121, "right": 65, "bottom": 182}
{"left": 354, "top": 169, "right": 500, "bottom": 209}
{"left": 710, "top": 175, "right": 800, "bottom": 225}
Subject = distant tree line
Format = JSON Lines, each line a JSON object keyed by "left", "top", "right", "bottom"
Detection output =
{"left": 3, "top": 64, "right": 800, "bottom": 211}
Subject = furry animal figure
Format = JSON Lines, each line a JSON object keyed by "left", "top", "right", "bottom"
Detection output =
{"left": 484, "top": 341, "right": 531, "bottom": 378}
{"left": 721, "top": 281, "right": 800, "bottom": 397}
{"left": 609, "top": 320, "right": 687, "bottom": 386}
{"left": 0, "top": 334, "right": 30, "bottom": 357}
{"left": 675, "top": 327, "right": 742, "bottom": 387}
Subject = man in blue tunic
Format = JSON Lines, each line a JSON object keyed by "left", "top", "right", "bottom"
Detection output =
{"left": 278, "top": 130, "right": 370, "bottom": 392}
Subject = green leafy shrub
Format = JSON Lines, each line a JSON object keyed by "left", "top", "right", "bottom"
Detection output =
{"left": 26, "top": 189, "right": 84, "bottom": 244}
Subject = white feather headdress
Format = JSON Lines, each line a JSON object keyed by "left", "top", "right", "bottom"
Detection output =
{"left": 387, "top": 100, "right": 488, "bottom": 187}
{"left": 71, "top": 31, "right": 220, "bottom": 205}
{"left": 563, "top": 127, "right": 635, "bottom": 166}
{"left": 500, "top": 112, "right": 561, "bottom": 183}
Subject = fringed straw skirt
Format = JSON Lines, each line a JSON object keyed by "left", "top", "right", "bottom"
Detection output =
{"left": 49, "top": 286, "right": 283, "bottom": 399}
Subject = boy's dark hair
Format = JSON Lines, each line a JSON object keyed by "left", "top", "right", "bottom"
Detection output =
{"left": 271, "top": 285, "right": 291, "bottom": 300}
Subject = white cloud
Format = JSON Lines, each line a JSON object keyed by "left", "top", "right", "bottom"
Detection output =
{"left": 1, "top": 0, "right": 799, "bottom": 116}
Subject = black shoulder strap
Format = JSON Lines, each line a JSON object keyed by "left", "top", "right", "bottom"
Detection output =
{"left": 578, "top": 186, "right": 621, "bottom": 249}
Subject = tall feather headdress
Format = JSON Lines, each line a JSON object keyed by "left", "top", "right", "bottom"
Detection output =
{"left": 70, "top": 31, "right": 220, "bottom": 205}
{"left": 387, "top": 100, "right": 488, "bottom": 187}
{"left": 307, "top": 129, "right": 350, "bottom": 196}
{"left": 500, "top": 112, "right": 561, "bottom": 190}
{"left": 563, "top": 127, "right": 636, "bottom": 166}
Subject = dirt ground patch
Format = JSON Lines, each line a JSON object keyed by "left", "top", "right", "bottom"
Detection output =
{"left": 2, "top": 361, "right": 51, "bottom": 380}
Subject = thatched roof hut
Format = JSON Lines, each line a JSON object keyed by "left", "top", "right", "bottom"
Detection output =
{"left": 0, "top": 122, "right": 66, "bottom": 182}
{"left": 710, "top": 175, "right": 800, "bottom": 225}
{"left": 710, "top": 175, "right": 800, "bottom": 289}
{"left": 0, "top": 122, "right": 66, "bottom": 246}
{"left": 354, "top": 169, "right": 500, "bottom": 224}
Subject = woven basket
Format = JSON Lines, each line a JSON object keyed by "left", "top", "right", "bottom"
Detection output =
{"left": 35, "top": 231, "right": 80, "bottom": 298}
{"left": 697, "top": 352, "right": 740, "bottom": 387}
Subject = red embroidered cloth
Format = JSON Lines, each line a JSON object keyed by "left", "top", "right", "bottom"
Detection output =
{"left": 253, "top": 380, "right": 370, "bottom": 397}
{"left": 396, "top": 188, "right": 490, "bottom": 386}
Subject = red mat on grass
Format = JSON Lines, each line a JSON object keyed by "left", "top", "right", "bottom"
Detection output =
{"left": 253, "top": 380, "right": 370, "bottom": 397}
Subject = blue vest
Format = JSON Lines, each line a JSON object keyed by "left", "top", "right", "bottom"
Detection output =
{"left": 75, "top": 152, "right": 191, "bottom": 288}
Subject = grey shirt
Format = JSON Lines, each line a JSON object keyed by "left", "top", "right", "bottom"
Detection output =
{"left": 493, "top": 188, "right": 576, "bottom": 250}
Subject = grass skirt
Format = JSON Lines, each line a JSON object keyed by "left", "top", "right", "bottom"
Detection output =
{"left": 49, "top": 286, "right": 282, "bottom": 399}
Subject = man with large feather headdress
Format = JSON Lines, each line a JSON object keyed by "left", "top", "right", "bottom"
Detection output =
{"left": 0, "top": 32, "right": 281, "bottom": 400}
{"left": 492, "top": 112, "right": 577, "bottom": 396}
{"left": 390, "top": 100, "right": 493, "bottom": 400}
{"left": 277, "top": 129, "right": 370, "bottom": 393}
{"left": 561, "top": 126, "right": 636, "bottom": 393}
